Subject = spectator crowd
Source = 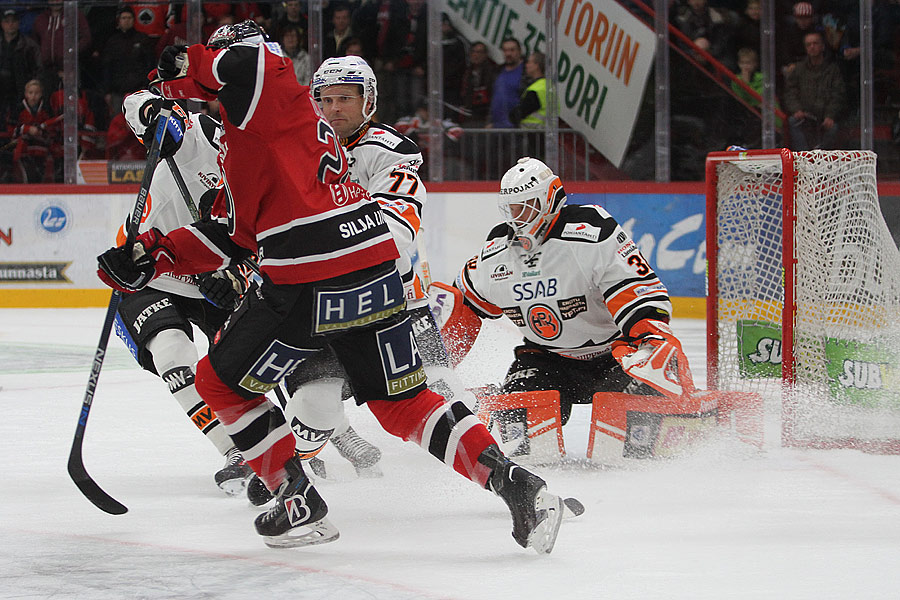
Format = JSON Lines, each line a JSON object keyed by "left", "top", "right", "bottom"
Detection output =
{"left": 1, "top": 0, "right": 899, "bottom": 183}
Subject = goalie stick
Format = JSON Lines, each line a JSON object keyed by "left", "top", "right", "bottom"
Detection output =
{"left": 68, "top": 106, "right": 175, "bottom": 515}
{"left": 165, "top": 156, "right": 290, "bottom": 409}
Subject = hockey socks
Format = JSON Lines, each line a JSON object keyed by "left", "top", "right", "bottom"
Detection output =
{"left": 195, "top": 357, "right": 296, "bottom": 492}
{"left": 367, "top": 388, "right": 494, "bottom": 486}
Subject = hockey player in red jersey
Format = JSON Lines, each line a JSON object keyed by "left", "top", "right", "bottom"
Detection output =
{"left": 96, "top": 21, "right": 570, "bottom": 554}
{"left": 436, "top": 157, "right": 695, "bottom": 459}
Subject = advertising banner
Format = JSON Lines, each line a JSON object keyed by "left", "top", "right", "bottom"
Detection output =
{"left": 0, "top": 193, "right": 133, "bottom": 294}
{"left": 445, "top": 0, "right": 656, "bottom": 166}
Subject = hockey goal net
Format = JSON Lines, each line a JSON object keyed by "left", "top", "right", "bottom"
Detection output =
{"left": 706, "top": 148, "right": 900, "bottom": 453}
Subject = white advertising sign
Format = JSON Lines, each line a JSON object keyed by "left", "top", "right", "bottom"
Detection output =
{"left": 445, "top": 0, "right": 656, "bottom": 167}
{"left": 0, "top": 193, "right": 133, "bottom": 290}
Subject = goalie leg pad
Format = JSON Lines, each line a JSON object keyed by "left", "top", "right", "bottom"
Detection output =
{"left": 475, "top": 391, "right": 565, "bottom": 462}
{"left": 588, "top": 392, "right": 719, "bottom": 462}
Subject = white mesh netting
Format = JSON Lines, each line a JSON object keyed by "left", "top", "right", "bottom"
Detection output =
{"left": 712, "top": 150, "right": 900, "bottom": 450}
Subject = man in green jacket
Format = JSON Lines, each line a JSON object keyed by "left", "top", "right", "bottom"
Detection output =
{"left": 784, "top": 31, "right": 845, "bottom": 150}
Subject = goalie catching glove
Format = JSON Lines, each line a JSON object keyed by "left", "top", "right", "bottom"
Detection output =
{"left": 611, "top": 320, "right": 695, "bottom": 398}
{"left": 97, "top": 228, "right": 175, "bottom": 293}
{"left": 197, "top": 266, "right": 248, "bottom": 310}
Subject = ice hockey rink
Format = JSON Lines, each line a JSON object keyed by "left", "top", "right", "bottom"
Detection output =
{"left": 2, "top": 308, "right": 900, "bottom": 600}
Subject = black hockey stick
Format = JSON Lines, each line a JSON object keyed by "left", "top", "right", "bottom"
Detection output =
{"left": 68, "top": 107, "right": 174, "bottom": 515}
{"left": 166, "top": 157, "right": 290, "bottom": 410}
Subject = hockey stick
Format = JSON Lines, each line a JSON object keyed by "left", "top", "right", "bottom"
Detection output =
{"left": 416, "top": 229, "right": 433, "bottom": 292}
{"left": 166, "top": 157, "right": 290, "bottom": 410}
{"left": 68, "top": 106, "right": 174, "bottom": 515}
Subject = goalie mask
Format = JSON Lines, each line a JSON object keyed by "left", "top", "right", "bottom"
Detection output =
{"left": 311, "top": 56, "right": 378, "bottom": 123}
{"left": 498, "top": 157, "right": 566, "bottom": 253}
{"left": 207, "top": 20, "right": 269, "bottom": 49}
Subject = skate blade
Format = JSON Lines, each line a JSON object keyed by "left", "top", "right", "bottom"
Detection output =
{"left": 528, "top": 490, "right": 564, "bottom": 555}
{"left": 218, "top": 475, "right": 252, "bottom": 497}
{"left": 563, "top": 497, "right": 585, "bottom": 519}
{"left": 262, "top": 517, "right": 340, "bottom": 549}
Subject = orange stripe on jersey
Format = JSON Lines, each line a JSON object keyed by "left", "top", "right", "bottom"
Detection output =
{"left": 380, "top": 201, "right": 421, "bottom": 233}
{"left": 114, "top": 193, "right": 153, "bottom": 246}
{"left": 460, "top": 268, "right": 503, "bottom": 317}
{"left": 606, "top": 279, "right": 663, "bottom": 320}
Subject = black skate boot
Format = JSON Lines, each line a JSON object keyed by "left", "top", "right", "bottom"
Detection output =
{"left": 479, "top": 444, "right": 565, "bottom": 554}
{"left": 330, "top": 426, "right": 383, "bottom": 478}
{"left": 215, "top": 447, "right": 254, "bottom": 496}
{"left": 254, "top": 456, "right": 339, "bottom": 548}
{"left": 246, "top": 474, "right": 274, "bottom": 507}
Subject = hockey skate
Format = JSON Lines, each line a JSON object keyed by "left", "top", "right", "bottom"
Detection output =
{"left": 482, "top": 445, "right": 565, "bottom": 554}
{"left": 254, "top": 456, "right": 339, "bottom": 548}
{"left": 246, "top": 474, "right": 273, "bottom": 506}
{"left": 215, "top": 447, "right": 254, "bottom": 496}
{"left": 330, "top": 426, "right": 383, "bottom": 478}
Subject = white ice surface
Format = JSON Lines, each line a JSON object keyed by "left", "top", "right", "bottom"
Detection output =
{"left": 2, "top": 309, "right": 900, "bottom": 599}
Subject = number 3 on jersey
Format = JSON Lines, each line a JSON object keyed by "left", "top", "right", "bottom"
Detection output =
{"left": 315, "top": 119, "right": 347, "bottom": 183}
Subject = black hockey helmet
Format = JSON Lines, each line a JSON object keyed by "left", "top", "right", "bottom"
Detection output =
{"left": 207, "top": 20, "right": 269, "bottom": 49}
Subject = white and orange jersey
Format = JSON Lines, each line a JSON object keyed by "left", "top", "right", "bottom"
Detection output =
{"left": 456, "top": 204, "right": 673, "bottom": 360}
{"left": 116, "top": 107, "right": 224, "bottom": 298}
{"left": 344, "top": 121, "right": 428, "bottom": 307}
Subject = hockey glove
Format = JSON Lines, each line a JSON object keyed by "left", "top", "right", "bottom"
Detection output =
{"left": 157, "top": 45, "right": 189, "bottom": 80}
{"left": 97, "top": 228, "right": 176, "bottom": 293}
{"left": 142, "top": 110, "right": 186, "bottom": 159}
{"left": 611, "top": 320, "right": 695, "bottom": 398}
{"left": 197, "top": 265, "right": 248, "bottom": 310}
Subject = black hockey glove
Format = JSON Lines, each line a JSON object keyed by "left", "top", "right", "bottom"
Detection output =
{"left": 158, "top": 45, "right": 189, "bottom": 80}
{"left": 197, "top": 266, "right": 248, "bottom": 310}
{"left": 97, "top": 228, "right": 176, "bottom": 293}
{"left": 142, "top": 110, "right": 186, "bottom": 159}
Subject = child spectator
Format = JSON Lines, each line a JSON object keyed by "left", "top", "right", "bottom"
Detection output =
{"left": 12, "top": 79, "right": 60, "bottom": 182}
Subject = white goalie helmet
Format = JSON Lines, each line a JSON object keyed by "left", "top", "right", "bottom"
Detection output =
{"left": 498, "top": 157, "right": 566, "bottom": 253}
{"left": 311, "top": 56, "right": 378, "bottom": 122}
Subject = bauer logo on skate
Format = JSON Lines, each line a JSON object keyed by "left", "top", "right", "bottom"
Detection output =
{"left": 239, "top": 340, "right": 317, "bottom": 394}
{"left": 377, "top": 318, "right": 426, "bottom": 395}
{"left": 314, "top": 269, "right": 405, "bottom": 333}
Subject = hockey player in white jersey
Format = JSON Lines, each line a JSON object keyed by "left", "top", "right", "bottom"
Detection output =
{"left": 112, "top": 90, "right": 253, "bottom": 494}
{"left": 438, "top": 157, "right": 695, "bottom": 458}
{"left": 269, "top": 56, "right": 479, "bottom": 487}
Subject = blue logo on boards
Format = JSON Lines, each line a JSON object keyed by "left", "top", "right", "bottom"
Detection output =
{"left": 40, "top": 206, "right": 67, "bottom": 233}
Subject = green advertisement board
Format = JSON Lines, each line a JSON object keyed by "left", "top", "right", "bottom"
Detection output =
{"left": 736, "top": 319, "right": 900, "bottom": 405}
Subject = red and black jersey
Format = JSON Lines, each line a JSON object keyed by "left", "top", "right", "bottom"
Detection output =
{"left": 156, "top": 41, "right": 399, "bottom": 284}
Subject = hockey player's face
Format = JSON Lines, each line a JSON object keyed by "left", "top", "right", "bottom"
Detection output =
{"left": 319, "top": 84, "right": 366, "bottom": 138}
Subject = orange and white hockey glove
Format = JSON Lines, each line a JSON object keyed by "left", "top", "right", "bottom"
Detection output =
{"left": 611, "top": 320, "right": 695, "bottom": 398}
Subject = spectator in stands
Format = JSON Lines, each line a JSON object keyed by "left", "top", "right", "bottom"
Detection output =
{"left": 355, "top": 0, "right": 427, "bottom": 123}
{"left": 121, "top": 0, "right": 168, "bottom": 44}
{"left": 489, "top": 37, "right": 524, "bottom": 129}
{"left": 784, "top": 31, "right": 845, "bottom": 150}
{"left": 394, "top": 99, "right": 464, "bottom": 179}
{"left": 730, "top": 47, "right": 783, "bottom": 147}
{"left": 101, "top": 6, "right": 154, "bottom": 117}
{"left": 104, "top": 109, "right": 144, "bottom": 161}
{"left": 510, "top": 51, "right": 547, "bottom": 129}
{"left": 673, "top": 0, "right": 737, "bottom": 71}
{"left": 270, "top": 0, "right": 307, "bottom": 46}
{"left": 733, "top": 0, "right": 761, "bottom": 57}
{"left": 342, "top": 36, "right": 364, "bottom": 58}
{"left": 31, "top": 0, "right": 91, "bottom": 94}
{"left": 50, "top": 86, "right": 98, "bottom": 158}
{"left": 323, "top": 2, "right": 353, "bottom": 60}
{"left": 12, "top": 78, "right": 60, "bottom": 182}
{"left": 777, "top": 1, "right": 823, "bottom": 80}
{"left": 155, "top": 8, "right": 229, "bottom": 58}
{"left": 280, "top": 25, "right": 310, "bottom": 85}
{"left": 0, "top": 9, "right": 41, "bottom": 116}
{"left": 441, "top": 14, "right": 467, "bottom": 112}
{"left": 460, "top": 42, "right": 497, "bottom": 128}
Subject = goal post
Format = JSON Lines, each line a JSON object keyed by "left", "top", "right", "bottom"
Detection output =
{"left": 706, "top": 148, "right": 900, "bottom": 453}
